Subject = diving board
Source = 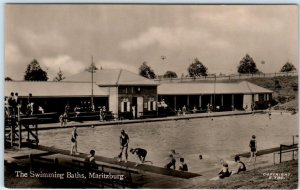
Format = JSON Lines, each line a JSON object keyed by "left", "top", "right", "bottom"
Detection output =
{"left": 35, "top": 145, "right": 201, "bottom": 179}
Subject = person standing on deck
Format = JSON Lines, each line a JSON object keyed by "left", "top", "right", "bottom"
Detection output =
{"left": 249, "top": 135, "right": 257, "bottom": 162}
{"left": 8, "top": 92, "right": 16, "bottom": 116}
{"left": 182, "top": 105, "right": 186, "bottom": 115}
{"left": 70, "top": 127, "right": 78, "bottom": 155}
{"left": 99, "top": 108, "right": 103, "bottom": 121}
{"left": 118, "top": 129, "right": 129, "bottom": 162}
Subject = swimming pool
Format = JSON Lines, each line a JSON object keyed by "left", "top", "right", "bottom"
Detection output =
{"left": 39, "top": 113, "right": 298, "bottom": 173}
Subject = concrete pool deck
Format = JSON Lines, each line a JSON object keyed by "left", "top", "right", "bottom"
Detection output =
{"left": 36, "top": 110, "right": 267, "bottom": 130}
{"left": 4, "top": 145, "right": 201, "bottom": 188}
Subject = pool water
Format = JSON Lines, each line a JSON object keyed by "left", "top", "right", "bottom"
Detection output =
{"left": 39, "top": 113, "right": 298, "bottom": 173}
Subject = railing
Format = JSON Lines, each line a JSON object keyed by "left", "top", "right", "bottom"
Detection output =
{"left": 155, "top": 71, "right": 298, "bottom": 83}
{"left": 273, "top": 135, "right": 298, "bottom": 165}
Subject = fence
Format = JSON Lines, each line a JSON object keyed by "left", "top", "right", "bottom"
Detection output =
{"left": 155, "top": 71, "right": 298, "bottom": 83}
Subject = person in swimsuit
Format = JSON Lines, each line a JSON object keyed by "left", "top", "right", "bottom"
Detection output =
{"left": 165, "top": 154, "right": 176, "bottom": 170}
{"left": 249, "top": 135, "right": 257, "bottom": 162}
{"left": 210, "top": 159, "right": 231, "bottom": 180}
{"left": 130, "top": 148, "right": 147, "bottom": 166}
{"left": 179, "top": 158, "right": 188, "bottom": 172}
{"left": 70, "top": 127, "right": 78, "bottom": 155}
{"left": 118, "top": 129, "right": 129, "bottom": 162}
{"left": 218, "top": 162, "right": 231, "bottom": 179}
{"left": 232, "top": 155, "right": 246, "bottom": 174}
{"left": 85, "top": 149, "right": 96, "bottom": 169}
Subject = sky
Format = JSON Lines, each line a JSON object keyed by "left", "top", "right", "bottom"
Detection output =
{"left": 4, "top": 4, "right": 298, "bottom": 80}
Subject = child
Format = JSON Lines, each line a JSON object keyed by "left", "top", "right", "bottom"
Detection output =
{"left": 179, "top": 158, "right": 188, "bottom": 171}
{"left": 249, "top": 135, "right": 257, "bottom": 162}
{"left": 210, "top": 159, "right": 231, "bottom": 180}
{"left": 165, "top": 154, "right": 176, "bottom": 170}
{"left": 85, "top": 149, "right": 96, "bottom": 168}
{"left": 232, "top": 155, "right": 246, "bottom": 174}
{"left": 218, "top": 162, "right": 231, "bottom": 179}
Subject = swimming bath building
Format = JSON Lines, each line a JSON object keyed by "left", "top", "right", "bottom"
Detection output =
{"left": 5, "top": 69, "right": 273, "bottom": 117}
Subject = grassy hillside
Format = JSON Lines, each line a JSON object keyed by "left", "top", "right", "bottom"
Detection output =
{"left": 245, "top": 76, "right": 298, "bottom": 101}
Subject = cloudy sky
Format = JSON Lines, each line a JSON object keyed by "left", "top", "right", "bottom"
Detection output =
{"left": 5, "top": 4, "right": 298, "bottom": 80}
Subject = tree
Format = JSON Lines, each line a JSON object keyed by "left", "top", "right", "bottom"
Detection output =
{"left": 53, "top": 68, "right": 66, "bottom": 81}
{"left": 139, "top": 62, "right": 156, "bottom": 79}
{"left": 24, "top": 59, "right": 48, "bottom": 81}
{"left": 5, "top": 77, "right": 13, "bottom": 81}
{"left": 163, "top": 71, "right": 178, "bottom": 78}
{"left": 237, "top": 54, "right": 259, "bottom": 74}
{"left": 187, "top": 58, "right": 208, "bottom": 77}
{"left": 280, "top": 62, "right": 296, "bottom": 72}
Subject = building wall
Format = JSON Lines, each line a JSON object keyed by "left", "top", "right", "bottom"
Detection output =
{"left": 108, "top": 87, "right": 118, "bottom": 115}
{"left": 243, "top": 94, "right": 252, "bottom": 110}
{"left": 118, "top": 86, "right": 157, "bottom": 118}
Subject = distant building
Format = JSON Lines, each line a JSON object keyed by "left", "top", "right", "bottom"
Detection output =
{"left": 5, "top": 69, "right": 158, "bottom": 118}
{"left": 158, "top": 81, "right": 272, "bottom": 111}
{"left": 5, "top": 69, "right": 273, "bottom": 117}
{"left": 64, "top": 69, "right": 158, "bottom": 118}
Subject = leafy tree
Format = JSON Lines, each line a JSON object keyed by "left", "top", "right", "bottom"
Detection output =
{"left": 187, "top": 58, "right": 208, "bottom": 77}
{"left": 24, "top": 59, "right": 48, "bottom": 81}
{"left": 53, "top": 68, "right": 66, "bottom": 81}
{"left": 274, "top": 80, "right": 281, "bottom": 89}
{"left": 280, "top": 62, "right": 296, "bottom": 72}
{"left": 139, "top": 62, "right": 156, "bottom": 79}
{"left": 237, "top": 54, "right": 259, "bottom": 74}
{"left": 163, "top": 71, "right": 178, "bottom": 78}
{"left": 5, "top": 77, "right": 13, "bottom": 81}
{"left": 86, "top": 62, "right": 98, "bottom": 73}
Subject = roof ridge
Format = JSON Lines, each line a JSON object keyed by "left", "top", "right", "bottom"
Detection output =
{"left": 116, "top": 69, "right": 123, "bottom": 85}
{"left": 244, "top": 81, "right": 252, "bottom": 94}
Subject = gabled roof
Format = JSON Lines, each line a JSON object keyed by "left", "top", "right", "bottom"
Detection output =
{"left": 4, "top": 81, "right": 109, "bottom": 97}
{"left": 158, "top": 81, "right": 273, "bottom": 95}
{"left": 64, "top": 69, "right": 158, "bottom": 86}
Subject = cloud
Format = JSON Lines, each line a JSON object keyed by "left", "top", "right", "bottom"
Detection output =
{"left": 13, "top": 29, "right": 67, "bottom": 56}
{"left": 96, "top": 60, "right": 139, "bottom": 73}
{"left": 120, "top": 26, "right": 213, "bottom": 51}
{"left": 4, "top": 43, "right": 30, "bottom": 79}
{"left": 42, "top": 56, "right": 139, "bottom": 80}
{"left": 41, "top": 55, "right": 85, "bottom": 79}
{"left": 5, "top": 43, "right": 24, "bottom": 65}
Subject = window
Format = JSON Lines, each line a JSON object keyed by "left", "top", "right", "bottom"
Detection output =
{"left": 147, "top": 97, "right": 156, "bottom": 111}
{"left": 121, "top": 98, "right": 130, "bottom": 112}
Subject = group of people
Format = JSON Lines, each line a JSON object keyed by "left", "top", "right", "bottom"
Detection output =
{"left": 117, "top": 130, "right": 189, "bottom": 171}
{"left": 59, "top": 112, "right": 68, "bottom": 127}
{"left": 165, "top": 151, "right": 188, "bottom": 171}
{"left": 99, "top": 106, "right": 107, "bottom": 121}
{"left": 70, "top": 128, "right": 189, "bottom": 171}
{"left": 5, "top": 92, "right": 20, "bottom": 117}
{"left": 70, "top": 127, "right": 257, "bottom": 178}
{"left": 211, "top": 155, "right": 247, "bottom": 180}
{"left": 4, "top": 92, "right": 44, "bottom": 118}
{"left": 211, "top": 134, "right": 257, "bottom": 180}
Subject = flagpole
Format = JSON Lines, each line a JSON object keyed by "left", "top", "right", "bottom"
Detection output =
{"left": 91, "top": 56, "right": 94, "bottom": 111}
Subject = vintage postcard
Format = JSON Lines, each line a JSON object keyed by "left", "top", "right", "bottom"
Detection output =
{"left": 4, "top": 4, "right": 298, "bottom": 189}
